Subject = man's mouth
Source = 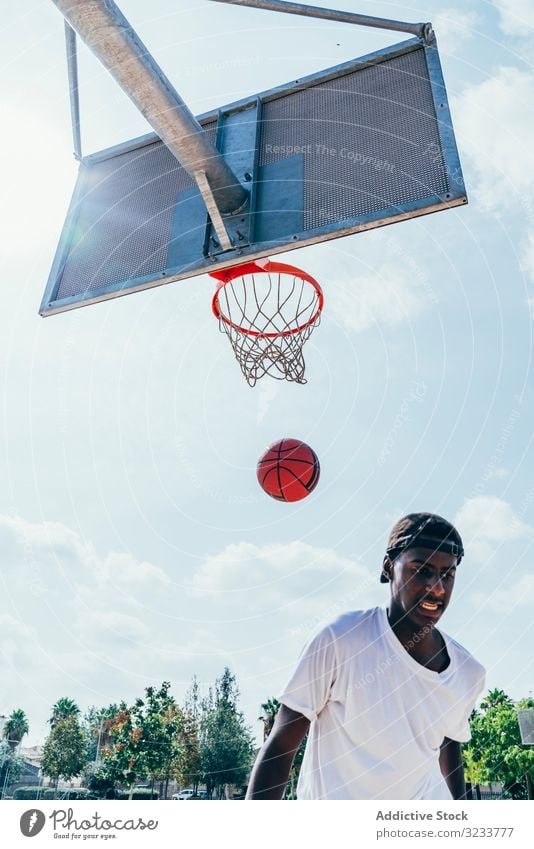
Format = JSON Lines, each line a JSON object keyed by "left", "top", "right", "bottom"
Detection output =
{"left": 418, "top": 599, "right": 443, "bottom": 613}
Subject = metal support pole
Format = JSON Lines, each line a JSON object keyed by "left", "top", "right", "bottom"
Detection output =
{"left": 210, "top": 0, "right": 432, "bottom": 41}
{"left": 52, "top": 0, "right": 248, "bottom": 215}
{"left": 64, "top": 22, "right": 82, "bottom": 160}
{"left": 95, "top": 719, "right": 104, "bottom": 764}
{"left": 195, "top": 170, "right": 233, "bottom": 250}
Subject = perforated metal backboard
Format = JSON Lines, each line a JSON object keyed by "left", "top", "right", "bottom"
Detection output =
{"left": 517, "top": 710, "right": 534, "bottom": 745}
{"left": 40, "top": 36, "right": 467, "bottom": 316}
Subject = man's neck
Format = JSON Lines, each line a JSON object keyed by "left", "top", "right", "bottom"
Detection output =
{"left": 386, "top": 606, "right": 449, "bottom": 672}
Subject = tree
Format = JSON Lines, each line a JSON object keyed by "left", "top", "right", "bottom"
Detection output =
{"left": 1, "top": 708, "right": 29, "bottom": 795}
{"left": 199, "top": 668, "right": 254, "bottom": 799}
{"left": 462, "top": 745, "right": 489, "bottom": 799}
{"left": 49, "top": 697, "right": 81, "bottom": 727}
{"left": 100, "top": 683, "right": 182, "bottom": 798}
{"left": 41, "top": 716, "right": 88, "bottom": 789}
{"left": 81, "top": 705, "right": 121, "bottom": 799}
{"left": 3, "top": 708, "right": 29, "bottom": 751}
{"left": 174, "top": 709, "right": 202, "bottom": 792}
{"left": 83, "top": 704, "right": 118, "bottom": 762}
{"left": 184, "top": 676, "right": 201, "bottom": 724}
{"left": 84, "top": 763, "right": 118, "bottom": 799}
{"left": 0, "top": 740, "right": 25, "bottom": 798}
{"left": 463, "top": 690, "right": 534, "bottom": 799}
{"left": 170, "top": 676, "right": 203, "bottom": 795}
{"left": 259, "top": 698, "right": 280, "bottom": 741}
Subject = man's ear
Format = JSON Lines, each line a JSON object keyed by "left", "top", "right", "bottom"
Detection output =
{"left": 381, "top": 555, "right": 393, "bottom": 584}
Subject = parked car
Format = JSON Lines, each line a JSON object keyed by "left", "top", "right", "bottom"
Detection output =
{"left": 171, "top": 788, "right": 195, "bottom": 800}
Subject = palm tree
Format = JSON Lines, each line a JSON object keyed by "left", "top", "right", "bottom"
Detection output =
{"left": 1, "top": 710, "right": 28, "bottom": 799}
{"left": 258, "top": 698, "right": 280, "bottom": 741}
{"left": 481, "top": 688, "right": 511, "bottom": 712}
{"left": 3, "top": 710, "right": 29, "bottom": 750}
{"left": 49, "top": 697, "right": 80, "bottom": 727}
{"left": 3, "top": 709, "right": 29, "bottom": 751}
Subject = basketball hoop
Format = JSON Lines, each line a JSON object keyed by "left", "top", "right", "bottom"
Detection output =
{"left": 210, "top": 259, "right": 323, "bottom": 386}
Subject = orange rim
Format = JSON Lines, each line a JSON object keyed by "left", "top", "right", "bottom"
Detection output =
{"left": 210, "top": 260, "right": 324, "bottom": 338}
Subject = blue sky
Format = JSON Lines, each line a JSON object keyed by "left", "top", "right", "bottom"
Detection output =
{"left": 1, "top": 0, "right": 533, "bottom": 747}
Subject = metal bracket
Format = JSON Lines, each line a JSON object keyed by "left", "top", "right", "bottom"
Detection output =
{"left": 210, "top": 1, "right": 433, "bottom": 43}
{"left": 64, "top": 22, "right": 82, "bottom": 160}
{"left": 423, "top": 22, "right": 435, "bottom": 44}
{"left": 195, "top": 170, "right": 233, "bottom": 251}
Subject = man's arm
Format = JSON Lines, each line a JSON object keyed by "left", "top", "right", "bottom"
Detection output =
{"left": 439, "top": 737, "right": 467, "bottom": 800}
{"left": 246, "top": 705, "right": 310, "bottom": 799}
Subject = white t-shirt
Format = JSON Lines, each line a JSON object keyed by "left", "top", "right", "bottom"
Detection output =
{"left": 279, "top": 607, "right": 486, "bottom": 800}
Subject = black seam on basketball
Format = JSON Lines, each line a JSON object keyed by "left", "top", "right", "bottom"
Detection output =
{"left": 305, "top": 459, "right": 320, "bottom": 489}
{"left": 269, "top": 456, "right": 316, "bottom": 466}
{"left": 277, "top": 467, "right": 308, "bottom": 489}
{"left": 276, "top": 440, "right": 284, "bottom": 497}
{"left": 261, "top": 468, "right": 282, "bottom": 487}
{"left": 257, "top": 454, "right": 312, "bottom": 466}
{"left": 259, "top": 454, "right": 317, "bottom": 467}
{"left": 271, "top": 444, "right": 301, "bottom": 454}
{"left": 276, "top": 462, "right": 316, "bottom": 484}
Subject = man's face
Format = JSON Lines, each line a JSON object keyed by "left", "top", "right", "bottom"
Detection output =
{"left": 385, "top": 546, "right": 458, "bottom": 627}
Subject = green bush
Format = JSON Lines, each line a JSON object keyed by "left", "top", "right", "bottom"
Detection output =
{"left": 13, "top": 785, "right": 160, "bottom": 800}
{"left": 13, "top": 787, "right": 97, "bottom": 800}
{"left": 61, "top": 788, "right": 97, "bottom": 800}
{"left": 84, "top": 765, "right": 116, "bottom": 798}
{"left": 12, "top": 787, "right": 41, "bottom": 800}
{"left": 115, "top": 789, "right": 159, "bottom": 800}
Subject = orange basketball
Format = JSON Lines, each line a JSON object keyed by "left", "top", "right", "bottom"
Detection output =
{"left": 257, "top": 439, "right": 320, "bottom": 502}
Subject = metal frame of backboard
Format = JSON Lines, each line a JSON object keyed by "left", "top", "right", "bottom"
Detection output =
{"left": 40, "top": 34, "right": 467, "bottom": 316}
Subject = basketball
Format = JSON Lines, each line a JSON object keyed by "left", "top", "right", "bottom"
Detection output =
{"left": 257, "top": 438, "right": 320, "bottom": 502}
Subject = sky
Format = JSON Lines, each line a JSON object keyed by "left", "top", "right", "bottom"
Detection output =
{"left": 0, "top": 0, "right": 533, "bottom": 749}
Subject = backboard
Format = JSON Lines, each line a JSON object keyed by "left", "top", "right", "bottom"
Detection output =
{"left": 517, "top": 709, "right": 534, "bottom": 745}
{"left": 40, "top": 35, "right": 466, "bottom": 316}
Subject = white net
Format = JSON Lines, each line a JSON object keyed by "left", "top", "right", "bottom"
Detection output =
{"left": 213, "top": 265, "right": 322, "bottom": 387}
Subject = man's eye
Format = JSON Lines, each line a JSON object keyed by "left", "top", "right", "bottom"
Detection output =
{"left": 443, "top": 572, "right": 455, "bottom": 580}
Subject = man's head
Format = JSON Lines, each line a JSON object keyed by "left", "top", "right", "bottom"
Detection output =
{"left": 381, "top": 513, "right": 464, "bottom": 627}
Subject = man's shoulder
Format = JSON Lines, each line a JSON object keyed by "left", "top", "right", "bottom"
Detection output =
{"left": 442, "top": 631, "right": 486, "bottom": 683}
{"left": 319, "top": 607, "right": 382, "bottom": 643}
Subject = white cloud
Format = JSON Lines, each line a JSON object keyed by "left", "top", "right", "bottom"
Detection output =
{"left": 455, "top": 496, "right": 532, "bottom": 562}
{"left": 0, "top": 514, "right": 191, "bottom": 742}
{"left": 473, "top": 572, "right": 534, "bottom": 613}
{"left": 313, "top": 245, "right": 426, "bottom": 334}
{"left": 79, "top": 610, "right": 151, "bottom": 646}
{"left": 433, "top": 9, "right": 481, "bottom": 52}
{"left": 493, "top": 0, "right": 534, "bottom": 36}
{"left": 454, "top": 66, "right": 534, "bottom": 294}
{"left": 484, "top": 466, "right": 510, "bottom": 480}
{"left": 453, "top": 66, "right": 534, "bottom": 212}
{"left": 100, "top": 552, "right": 170, "bottom": 587}
{"left": 0, "top": 514, "right": 169, "bottom": 590}
{"left": 0, "top": 614, "right": 41, "bottom": 669}
{"left": 330, "top": 265, "right": 424, "bottom": 334}
{"left": 521, "top": 230, "right": 534, "bottom": 285}
{"left": 189, "top": 540, "right": 376, "bottom": 617}
{"left": 0, "top": 513, "right": 172, "bottom": 664}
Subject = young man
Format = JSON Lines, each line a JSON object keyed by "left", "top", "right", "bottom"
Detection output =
{"left": 246, "top": 513, "right": 486, "bottom": 800}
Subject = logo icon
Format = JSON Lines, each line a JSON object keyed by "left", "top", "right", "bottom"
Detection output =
{"left": 20, "top": 809, "right": 46, "bottom": 837}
